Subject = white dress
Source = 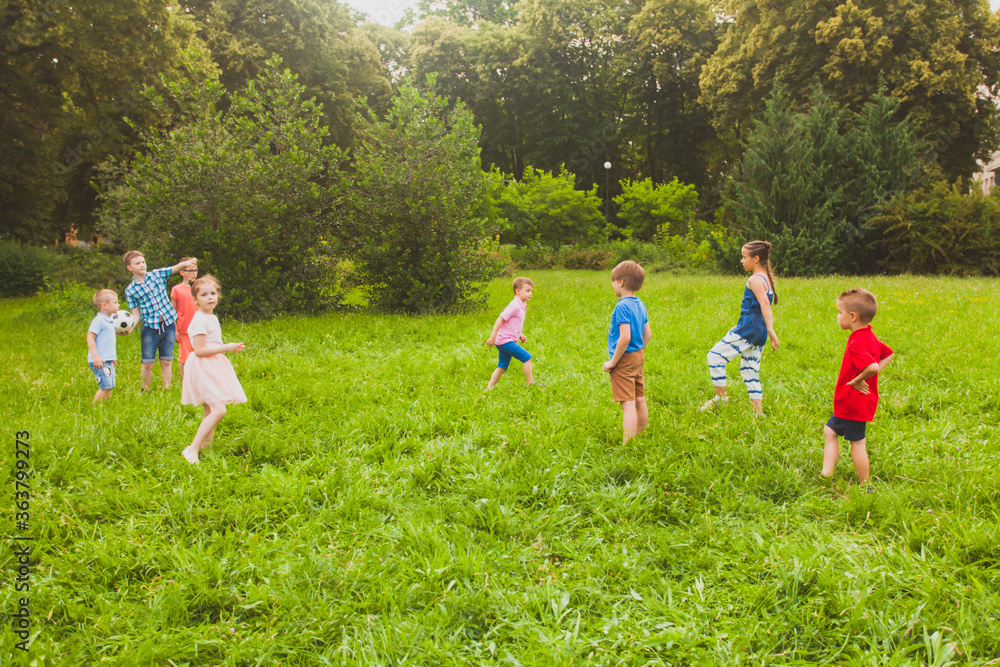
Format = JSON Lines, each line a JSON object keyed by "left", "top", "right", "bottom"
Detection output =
{"left": 181, "top": 311, "right": 247, "bottom": 406}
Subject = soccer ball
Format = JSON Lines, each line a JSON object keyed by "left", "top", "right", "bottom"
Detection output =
{"left": 112, "top": 309, "right": 136, "bottom": 335}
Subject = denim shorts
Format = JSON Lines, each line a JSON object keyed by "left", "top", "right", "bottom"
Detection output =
{"left": 88, "top": 362, "right": 116, "bottom": 390}
{"left": 141, "top": 322, "right": 176, "bottom": 363}
{"left": 826, "top": 415, "right": 867, "bottom": 442}
{"left": 497, "top": 341, "right": 532, "bottom": 369}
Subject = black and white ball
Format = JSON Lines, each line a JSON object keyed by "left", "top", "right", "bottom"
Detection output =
{"left": 112, "top": 309, "right": 136, "bottom": 335}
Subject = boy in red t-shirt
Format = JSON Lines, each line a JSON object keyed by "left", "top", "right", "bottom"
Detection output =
{"left": 170, "top": 257, "right": 198, "bottom": 380}
{"left": 821, "top": 288, "right": 894, "bottom": 485}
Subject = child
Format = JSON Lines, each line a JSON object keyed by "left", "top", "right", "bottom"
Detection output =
{"left": 485, "top": 277, "right": 534, "bottom": 390}
{"left": 170, "top": 257, "right": 198, "bottom": 381}
{"left": 701, "top": 240, "right": 780, "bottom": 415}
{"left": 821, "top": 288, "right": 893, "bottom": 485}
{"left": 123, "top": 250, "right": 197, "bottom": 391}
{"left": 602, "top": 261, "right": 652, "bottom": 444}
{"left": 86, "top": 289, "right": 119, "bottom": 405}
{"left": 181, "top": 275, "right": 247, "bottom": 465}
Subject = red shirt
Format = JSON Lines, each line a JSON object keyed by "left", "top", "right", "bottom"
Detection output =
{"left": 170, "top": 283, "right": 196, "bottom": 335}
{"left": 834, "top": 325, "right": 893, "bottom": 422}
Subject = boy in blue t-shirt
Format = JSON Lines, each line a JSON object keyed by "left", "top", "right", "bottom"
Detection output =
{"left": 87, "top": 290, "right": 120, "bottom": 405}
{"left": 602, "top": 260, "right": 652, "bottom": 444}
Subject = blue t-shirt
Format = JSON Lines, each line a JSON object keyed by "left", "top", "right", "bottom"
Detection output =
{"left": 607, "top": 296, "right": 649, "bottom": 358}
{"left": 87, "top": 313, "right": 117, "bottom": 363}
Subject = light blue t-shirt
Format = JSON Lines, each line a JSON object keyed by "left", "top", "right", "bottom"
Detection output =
{"left": 87, "top": 313, "right": 117, "bottom": 363}
{"left": 607, "top": 296, "right": 649, "bottom": 358}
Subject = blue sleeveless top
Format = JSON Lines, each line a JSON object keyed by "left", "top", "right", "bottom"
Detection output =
{"left": 730, "top": 274, "right": 773, "bottom": 346}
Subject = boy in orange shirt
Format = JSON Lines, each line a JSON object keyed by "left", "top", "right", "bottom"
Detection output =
{"left": 170, "top": 258, "right": 198, "bottom": 380}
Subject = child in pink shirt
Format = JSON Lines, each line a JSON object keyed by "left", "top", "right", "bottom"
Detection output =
{"left": 485, "top": 277, "right": 534, "bottom": 390}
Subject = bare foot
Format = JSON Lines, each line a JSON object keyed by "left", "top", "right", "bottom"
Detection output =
{"left": 182, "top": 445, "right": 200, "bottom": 464}
{"left": 200, "top": 439, "right": 213, "bottom": 451}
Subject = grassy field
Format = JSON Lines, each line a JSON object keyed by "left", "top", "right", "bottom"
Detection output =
{"left": 2, "top": 270, "right": 999, "bottom": 666}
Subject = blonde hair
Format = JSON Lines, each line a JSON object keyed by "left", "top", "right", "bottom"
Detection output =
{"left": 512, "top": 276, "right": 534, "bottom": 293}
{"left": 93, "top": 289, "right": 117, "bottom": 308}
{"left": 190, "top": 275, "right": 221, "bottom": 300}
{"left": 611, "top": 260, "right": 645, "bottom": 291}
{"left": 743, "top": 240, "right": 778, "bottom": 305}
{"left": 838, "top": 287, "right": 878, "bottom": 323}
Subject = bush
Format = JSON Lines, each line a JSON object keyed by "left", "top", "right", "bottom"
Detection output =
{"left": 47, "top": 246, "right": 130, "bottom": 291}
{"left": 614, "top": 178, "right": 700, "bottom": 241}
{"left": 21, "top": 281, "right": 95, "bottom": 321}
{"left": 0, "top": 241, "right": 51, "bottom": 297}
{"left": 98, "top": 57, "right": 342, "bottom": 320}
{"left": 497, "top": 168, "right": 606, "bottom": 249}
{"left": 346, "top": 79, "right": 505, "bottom": 313}
{"left": 869, "top": 179, "right": 1000, "bottom": 275}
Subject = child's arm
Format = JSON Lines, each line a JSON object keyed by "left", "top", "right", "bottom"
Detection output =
{"left": 191, "top": 334, "right": 245, "bottom": 358}
{"left": 485, "top": 315, "right": 504, "bottom": 347}
{"left": 846, "top": 362, "right": 881, "bottom": 395}
{"left": 642, "top": 322, "right": 651, "bottom": 346}
{"left": 170, "top": 258, "right": 197, "bottom": 275}
{"left": 170, "top": 296, "right": 177, "bottom": 310}
{"left": 749, "top": 275, "right": 780, "bottom": 350}
{"left": 87, "top": 332, "right": 103, "bottom": 368}
{"left": 603, "top": 324, "right": 631, "bottom": 372}
{"left": 878, "top": 353, "right": 894, "bottom": 373}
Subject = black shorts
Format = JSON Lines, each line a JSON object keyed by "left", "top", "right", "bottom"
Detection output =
{"left": 826, "top": 415, "right": 867, "bottom": 442}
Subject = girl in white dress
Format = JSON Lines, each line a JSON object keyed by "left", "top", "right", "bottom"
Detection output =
{"left": 181, "top": 275, "right": 247, "bottom": 464}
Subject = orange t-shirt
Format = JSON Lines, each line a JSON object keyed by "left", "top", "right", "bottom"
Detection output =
{"left": 170, "top": 283, "right": 196, "bottom": 335}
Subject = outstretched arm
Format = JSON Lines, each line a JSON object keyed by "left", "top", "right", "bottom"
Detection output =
{"left": 191, "top": 333, "right": 244, "bottom": 358}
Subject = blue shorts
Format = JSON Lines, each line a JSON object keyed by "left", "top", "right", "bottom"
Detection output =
{"left": 88, "top": 362, "right": 116, "bottom": 390}
{"left": 826, "top": 415, "right": 867, "bottom": 442}
{"left": 497, "top": 341, "right": 532, "bottom": 370}
{"left": 141, "top": 323, "right": 176, "bottom": 364}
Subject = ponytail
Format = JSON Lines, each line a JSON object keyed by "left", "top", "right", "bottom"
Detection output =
{"left": 743, "top": 240, "right": 778, "bottom": 305}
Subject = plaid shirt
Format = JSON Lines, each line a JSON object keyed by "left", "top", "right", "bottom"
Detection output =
{"left": 126, "top": 267, "right": 177, "bottom": 330}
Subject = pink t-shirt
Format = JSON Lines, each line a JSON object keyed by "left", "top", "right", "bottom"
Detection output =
{"left": 495, "top": 297, "right": 527, "bottom": 345}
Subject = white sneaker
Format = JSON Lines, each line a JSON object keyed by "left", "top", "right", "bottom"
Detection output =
{"left": 699, "top": 396, "right": 728, "bottom": 412}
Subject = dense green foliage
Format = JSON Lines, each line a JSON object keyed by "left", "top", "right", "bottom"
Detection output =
{"left": 346, "top": 80, "right": 505, "bottom": 314}
{"left": 0, "top": 241, "right": 51, "bottom": 297}
{"left": 613, "top": 178, "right": 700, "bottom": 241}
{"left": 724, "top": 85, "right": 923, "bottom": 275}
{"left": 871, "top": 179, "right": 1000, "bottom": 276}
{"left": 97, "top": 58, "right": 343, "bottom": 320}
{"left": 3, "top": 273, "right": 1000, "bottom": 663}
{"left": 700, "top": 0, "right": 1000, "bottom": 179}
{"left": 497, "top": 168, "right": 606, "bottom": 249}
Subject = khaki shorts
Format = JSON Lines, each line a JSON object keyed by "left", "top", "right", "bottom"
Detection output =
{"left": 609, "top": 349, "right": 645, "bottom": 402}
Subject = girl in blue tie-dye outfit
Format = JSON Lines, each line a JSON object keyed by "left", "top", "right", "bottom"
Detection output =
{"left": 700, "top": 240, "right": 781, "bottom": 415}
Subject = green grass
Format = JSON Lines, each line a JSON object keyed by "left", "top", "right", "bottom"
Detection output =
{"left": 2, "top": 271, "right": 999, "bottom": 665}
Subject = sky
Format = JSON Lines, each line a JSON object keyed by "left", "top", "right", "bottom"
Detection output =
{"left": 345, "top": 0, "right": 1000, "bottom": 26}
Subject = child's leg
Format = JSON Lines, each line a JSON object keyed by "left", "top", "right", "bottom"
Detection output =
{"left": 739, "top": 344, "right": 764, "bottom": 414}
{"left": 487, "top": 367, "right": 505, "bottom": 390}
{"left": 201, "top": 404, "right": 216, "bottom": 446}
{"left": 620, "top": 400, "right": 638, "bottom": 444}
{"left": 160, "top": 358, "right": 172, "bottom": 389}
{"left": 182, "top": 402, "right": 228, "bottom": 464}
{"left": 141, "top": 363, "right": 154, "bottom": 391}
{"left": 93, "top": 388, "right": 112, "bottom": 405}
{"left": 635, "top": 397, "right": 648, "bottom": 434}
{"left": 849, "top": 439, "right": 870, "bottom": 484}
{"left": 521, "top": 359, "right": 533, "bottom": 386}
{"left": 821, "top": 425, "right": 840, "bottom": 476}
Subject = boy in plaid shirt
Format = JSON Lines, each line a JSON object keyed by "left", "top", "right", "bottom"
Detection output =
{"left": 123, "top": 250, "right": 197, "bottom": 391}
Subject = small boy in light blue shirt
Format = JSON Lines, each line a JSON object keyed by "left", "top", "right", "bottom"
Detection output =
{"left": 87, "top": 289, "right": 119, "bottom": 405}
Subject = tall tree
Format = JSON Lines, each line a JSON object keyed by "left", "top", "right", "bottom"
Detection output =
{"left": 1, "top": 0, "right": 209, "bottom": 241}
{"left": 175, "top": 0, "right": 391, "bottom": 145}
{"left": 700, "top": 0, "right": 1000, "bottom": 179}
